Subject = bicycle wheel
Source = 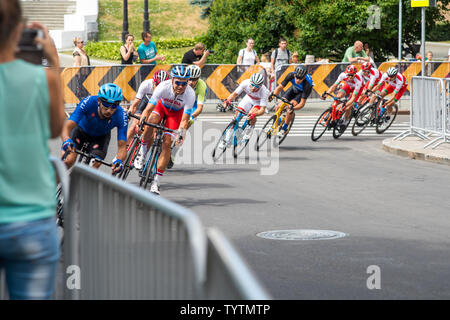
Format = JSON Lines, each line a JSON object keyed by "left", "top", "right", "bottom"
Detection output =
{"left": 256, "top": 115, "right": 276, "bottom": 151}
{"left": 143, "top": 147, "right": 160, "bottom": 190}
{"left": 212, "top": 122, "right": 234, "bottom": 161}
{"left": 119, "top": 137, "right": 140, "bottom": 180}
{"left": 311, "top": 108, "right": 331, "bottom": 141}
{"left": 332, "top": 105, "right": 350, "bottom": 139}
{"left": 276, "top": 112, "right": 295, "bottom": 146}
{"left": 234, "top": 124, "right": 252, "bottom": 158}
{"left": 376, "top": 104, "right": 398, "bottom": 134}
{"left": 351, "top": 105, "right": 374, "bottom": 136}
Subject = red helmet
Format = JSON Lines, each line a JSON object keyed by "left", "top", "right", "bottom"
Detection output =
{"left": 152, "top": 70, "right": 170, "bottom": 86}
{"left": 345, "top": 65, "right": 358, "bottom": 76}
{"left": 361, "top": 62, "right": 372, "bottom": 71}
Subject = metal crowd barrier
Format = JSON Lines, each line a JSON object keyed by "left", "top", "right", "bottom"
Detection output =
{"left": 394, "top": 76, "right": 449, "bottom": 149}
{"left": 62, "top": 164, "right": 270, "bottom": 300}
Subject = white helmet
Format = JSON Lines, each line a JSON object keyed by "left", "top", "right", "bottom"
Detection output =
{"left": 187, "top": 65, "right": 201, "bottom": 79}
{"left": 250, "top": 73, "right": 264, "bottom": 86}
{"left": 387, "top": 67, "right": 398, "bottom": 77}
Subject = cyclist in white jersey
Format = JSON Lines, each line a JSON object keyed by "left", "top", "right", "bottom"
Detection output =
{"left": 134, "top": 65, "right": 195, "bottom": 195}
{"left": 356, "top": 62, "right": 383, "bottom": 105}
{"left": 221, "top": 73, "right": 269, "bottom": 142}
{"left": 126, "top": 70, "right": 170, "bottom": 144}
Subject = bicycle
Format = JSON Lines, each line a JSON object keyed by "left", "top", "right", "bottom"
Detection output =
{"left": 256, "top": 94, "right": 295, "bottom": 151}
{"left": 128, "top": 113, "right": 179, "bottom": 190}
{"left": 311, "top": 92, "right": 351, "bottom": 141}
{"left": 212, "top": 103, "right": 254, "bottom": 160}
{"left": 118, "top": 114, "right": 148, "bottom": 180}
{"left": 351, "top": 89, "right": 398, "bottom": 136}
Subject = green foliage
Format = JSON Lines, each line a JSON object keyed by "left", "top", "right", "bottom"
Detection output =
{"left": 205, "top": 0, "right": 450, "bottom": 62}
{"left": 84, "top": 38, "right": 199, "bottom": 64}
{"left": 189, "top": 0, "right": 214, "bottom": 19}
{"left": 427, "top": 22, "right": 450, "bottom": 42}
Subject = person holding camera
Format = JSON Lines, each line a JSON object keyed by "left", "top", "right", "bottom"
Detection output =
{"left": 120, "top": 33, "right": 138, "bottom": 65}
{"left": 72, "top": 36, "right": 90, "bottom": 67}
{"left": 181, "top": 42, "right": 212, "bottom": 68}
{"left": 0, "top": 0, "right": 65, "bottom": 299}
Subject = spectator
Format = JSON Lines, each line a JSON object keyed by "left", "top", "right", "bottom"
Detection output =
{"left": 291, "top": 52, "right": 299, "bottom": 64}
{"left": 271, "top": 37, "right": 292, "bottom": 78}
{"left": 237, "top": 38, "right": 260, "bottom": 65}
{"left": 181, "top": 42, "right": 210, "bottom": 67}
{"left": 73, "top": 36, "right": 90, "bottom": 66}
{"left": 425, "top": 50, "right": 433, "bottom": 61}
{"left": 342, "top": 40, "right": 370, "bottom": 64}
{"left": 120, "top": 33, "right": 138, "bottom": 65}
{"left": 0, "top": 0, "right": 65, "bottom": 299}
{"left": 259, "top": 53, "right": 274, "bottom": 90}
{"left": 364, "top": 42, "right": 375, "bottom": 62}
{"left": 416, "top": 53, "right": 423, "bottom": 61}
{"left": 448, "top": 48, "right": 450, "bottom": 62}
{"left": 137, "top": 31, "right": 165, "bottom": 65}
{"left": 425, "top": 50, "right": 434, "bottom": 76}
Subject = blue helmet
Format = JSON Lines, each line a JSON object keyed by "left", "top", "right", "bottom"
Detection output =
{"left": 171, "top": 65, "right": 191, "bottom": 79}
{"left": 98, "top": 83, "right": 123, "bottom": 106}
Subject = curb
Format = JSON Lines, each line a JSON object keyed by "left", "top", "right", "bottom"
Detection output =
{"left": 382, "top": 138, "right": 450, "bottom": 166}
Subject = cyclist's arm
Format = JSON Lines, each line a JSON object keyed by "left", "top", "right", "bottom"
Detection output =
{"left": 327, "top": 83, "right": 338, "bottom": 95}
{"left": 116, "top": 139, "right": 127, "bottom": 162}
{"left": 191, "top": 103, "right": 203, "bottom": 119}
{"left": 273, "top": 84, "right": 284, "bottom": 96}
{"left": 180, "top": 113, "right": 191, "bottom": 130}
{"left": 60, "top": 119, "right": 77, "bottom": 143}
{"left": 128, "top": 98, "right": 141, "bottom": 115}
{"left": 141, "top": 102, "right": 156, "bottom": 121}
{"left": 225, "top": 92, "right": 239, "bottom": 103}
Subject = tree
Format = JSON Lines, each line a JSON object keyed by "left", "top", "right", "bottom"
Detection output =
{"left": 189, "top": 0, "right": 214, "bottom": 19}
{"left": 204, "top": 0, "right": 450, "bottom": 63}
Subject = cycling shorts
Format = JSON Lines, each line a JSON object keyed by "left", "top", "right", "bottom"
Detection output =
{"left": 70, "top": 126, "right": 111, "bottom": 160}
{"left": 282, "top": 86, "right": 303, "bottom": 104}
{"left": 383, "top": 84, "right": 407, "bottom": 101}
{"left": 152, "top": 99, "right": 184, "bottom": 138}
{"left": 238, "top": 95, "right": 264, "bottom": 113}
{"left": 339, "top": 82, "right": 363, "bottom": 101}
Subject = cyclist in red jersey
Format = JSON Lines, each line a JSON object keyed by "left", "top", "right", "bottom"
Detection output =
{"left": 356, "top": 62, "right": 383, "bottom": 105}
{"left": 322, "top": 64, "right": 363, "bottom": 126}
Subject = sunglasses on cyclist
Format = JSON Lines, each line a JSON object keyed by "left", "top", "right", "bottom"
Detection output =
{"left": 346, "top": 73, "right": 355, "bottom": 77}
{"left": 100, "top": 99, "right": 119, "bottom": 109}
{"left": 250, "top": 83, "right": 260, "bottom": 89}
{"left": 294, "top": 76, "right": 305, "bottom": 80}
{"left": 174, "top": 80, "right": 188, "bottom": 87}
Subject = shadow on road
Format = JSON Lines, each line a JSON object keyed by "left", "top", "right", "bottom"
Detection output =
{"left": 172, "top": 197, "right": 267, "bottom": 208}
{"left": 279, "top": 145, "right": 352, "bottom": 151}
{"left": 167, "top": 166, "right": 259, "bottom": 176}
{"left": 162, "top": 182, "right": 232, "bottom": 191}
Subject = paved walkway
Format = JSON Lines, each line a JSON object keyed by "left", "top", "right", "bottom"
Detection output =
{"left": 383, "top": 134, "right": 450, "bottom": 166}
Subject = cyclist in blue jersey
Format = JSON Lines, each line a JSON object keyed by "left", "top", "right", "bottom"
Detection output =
{"left": 269, "top": 65, "right": 314, "bottom": 136}
{"left": 60, "top": 83, "right": 128, "bottom": 174}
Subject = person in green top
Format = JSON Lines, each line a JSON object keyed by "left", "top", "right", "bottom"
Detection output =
{"left": 0, "top": 0, "right": 65, "bottom": 299}
{"left": 342, "top": 41, "right": 371, "bottom": 64}
{"left": 168, "top": 65, "right": 207, "bottom": 169}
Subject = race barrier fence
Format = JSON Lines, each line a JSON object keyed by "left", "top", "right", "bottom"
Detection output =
{"left": 62, "top": 164, "right": 270, "bottom": 300}
{"left": 394, "top": 76, "right": 450, "bottom": 149}
{"left": 60, "top": 62, "right": 450, "bottom": 109}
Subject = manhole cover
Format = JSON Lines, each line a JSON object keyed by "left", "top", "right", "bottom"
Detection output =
{"left": 256, "top": 229, "right": 348, "bottom": 241}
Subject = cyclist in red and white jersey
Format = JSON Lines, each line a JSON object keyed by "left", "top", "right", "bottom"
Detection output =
{"left": 370, "top": 66, "right": 407, "bottom": 119}
{"left": 134, "top": 65, "right": 195, "bottom": 195}
{"left": 126, "top": 70, "right": 170, "bottom": 144}
{"left": 221, "top": 73, "right": 269, "bottom": 143}
{"left": 322, "top": 64, "right": 363, "bottom": 126}
{"left": 357, "top": 62, "right": 383, "bottom": 105}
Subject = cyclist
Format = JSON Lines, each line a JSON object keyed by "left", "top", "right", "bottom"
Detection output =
{"left": 60, "top": 83, "right": 128, "bottom": 174}
{"left": 134, "top": 65, "right": 196, "bottom": 195}
{"left": 126, "top": 69, "right": 170, "bottom": 144}
{"left": 356, "top": 62, "right": 383, "bottom": 105}
{"left": 322, "top": 64, "right": 363, "bottom": 127}
{"left": 168, "top": 65, "right": 207, "bottom": 169}
{"left": 370, "top": 66, "right": 407, "bottom": 121}
{"left": 220, "top": 73, "right": 269, "bottom": 145}
{"left": 269, "top": 65, "right": 314, "bottom": 136}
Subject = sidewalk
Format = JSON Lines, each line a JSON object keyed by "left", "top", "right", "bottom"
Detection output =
{"left": 383, "top": 135, "right": 450, "bottom": 167}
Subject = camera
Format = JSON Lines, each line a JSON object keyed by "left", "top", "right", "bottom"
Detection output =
{"left": 15, "top": 28, "right": 44, "bottom": 65}
{"left": 207, "top": 49, "right": 215, "bottom": 54}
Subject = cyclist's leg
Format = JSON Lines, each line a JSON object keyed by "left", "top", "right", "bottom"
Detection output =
{"left": 281, "top": 87, "right": 301, "bottom": 126}
{"left": 388, "top": 85, "right": 406, "bottom": 113}
{"left": 89, "top": 132, "right": 110, "bottom": 169}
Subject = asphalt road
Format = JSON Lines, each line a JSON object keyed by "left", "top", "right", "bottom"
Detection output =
{"left": 50, "top": 114, "right": 450, "bottom": 299}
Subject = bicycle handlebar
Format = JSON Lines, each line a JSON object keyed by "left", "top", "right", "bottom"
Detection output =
{"left": 61, "top": 148, "right": 112, "bottom": 167}
{"left": 128, "top": 112, "right": 179, "bottom": 134}
{"left": 271, "top": 94, "right": 294, "bottom": 107}
{"left": 321, "top": 92, "right": 347, "bottom": 104}
{"left": 365, "top": 89, "right": 383, "bottom": 99}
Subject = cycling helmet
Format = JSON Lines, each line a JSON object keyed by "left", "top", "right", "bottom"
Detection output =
{"left": 171, "top": 65, "right": 191, "bottom": 79}
{"left": 250, "top": 73, "right": 265, "bottom": 86}
{"left": 387, "top": 67, "right": 398, "bottom": 77}
{"left": 152, "top": 70, "right": 170, "bottom": 86}
{"left": 294, "top": 65, "right": 307, "bottom": 79}
{"left": 98, "top": 83, "right": 123, "bottom": 105}
{"left": 187, "top": 65, "right": 201, "bottom": 79}
{"left": 361, "top": 62, "right": 372, "bottom": 71}
{"left": 345, "top": 65, "right": 358, "bottom": 76}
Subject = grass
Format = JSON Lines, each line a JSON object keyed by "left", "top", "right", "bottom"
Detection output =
{"left": 98, "top": 0, "right": 208, "bottom": 41}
